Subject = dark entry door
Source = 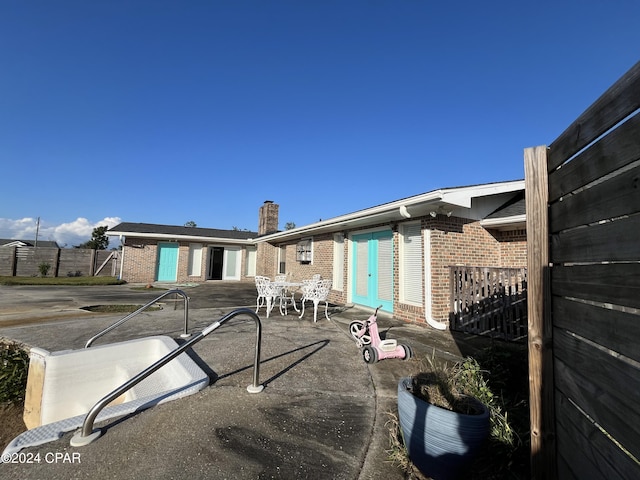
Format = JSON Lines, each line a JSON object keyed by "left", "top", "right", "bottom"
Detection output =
{"left": 209, "top": 247, "right": 224, "bottom": 280}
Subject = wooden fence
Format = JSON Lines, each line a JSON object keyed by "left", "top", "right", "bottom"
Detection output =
{"left": 0, "top": 246, "right": 120, "bottom": 278}
{"left": 449, "top": 266, "right": 527, "bottom": 342}
{"left": 525, "top": 61, "right": 640, "bottom": 478}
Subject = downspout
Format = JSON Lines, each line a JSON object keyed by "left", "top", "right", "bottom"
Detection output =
{"left": 426, "top": 316, "right": 448, "bottom": 330}
{"left": 118, "top": 235, "right": 125, "bottom": 281}
{"left": 424, "top": 228, "right": 447, "bottom": 330}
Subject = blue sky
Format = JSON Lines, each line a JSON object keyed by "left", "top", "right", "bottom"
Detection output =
{"left": 1, "top": 1, "right": 639, "bottom": 248}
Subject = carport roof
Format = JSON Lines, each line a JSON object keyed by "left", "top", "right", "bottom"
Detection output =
{"left": 107, "top": 222, "right": 257, "bottom": 244}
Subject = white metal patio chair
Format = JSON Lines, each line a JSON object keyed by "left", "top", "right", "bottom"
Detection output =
{"left": 299, "top": 279, "right": 332, "bottom": 322}
{"left": 255, "top": 276, "right": 280, "bottom": 318}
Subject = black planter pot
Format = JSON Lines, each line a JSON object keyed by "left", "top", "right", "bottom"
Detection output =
{"left": 397, "top": 377, "right": 490, "bottom": 480}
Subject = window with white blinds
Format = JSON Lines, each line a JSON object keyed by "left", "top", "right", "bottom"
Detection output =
{"left": 187, "top": 243, "right": 202, "bottom": 276}
{"left": 377, "top": 235, "right": 393, "bottom": 301}
{"left": 332, "top": 234, "right": 344, "bottom": 291}
{"left": 401, "top": 223, "right": 423, "bottom": 305}
{"left": 355, "top": 237, "right": 369, "bottom": 297}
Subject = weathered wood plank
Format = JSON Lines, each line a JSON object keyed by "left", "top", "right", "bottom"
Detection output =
{"left": 549, "top": 112, "right": 640, "bottom": 203}
{"left": 549, "top": 160, "right": 640, "bottom": 232}
{"left": 554, "top": 328, "right": 640, "bottom": 411}
{"left": 556, "top": 392, "right": 640, "bottom": 479}
{"left": 551, "top": 214, "right": 640, "bottom": 263}
{"left": 555, "top": 359, "right": 640, "bottom": 457}
{"left": 557, "top": 456, "right": 579, "bottom": 480}
{"left": 549, "top": 61, "right": 640, "bottom": 170}
{"left": 554, "top": 296, "right": 640, "bottom": 363}
{"left": 554, "top": 329, "right": 640, "bottom": 457}
{"left": 552, "top": 264, "right": 640, "bottom": 309}
{"left": 524, "top": 145, "right": 555, "bottom": 478}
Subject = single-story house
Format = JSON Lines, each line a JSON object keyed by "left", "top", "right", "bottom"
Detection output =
{"left": 255, "top": 179, "right": 526, "bottom": 329}
{"left": 107, "top": 223, "right": 258, "bottom": 283}
{"left": 108, "top": 179, "right": 526, "bottom": 328}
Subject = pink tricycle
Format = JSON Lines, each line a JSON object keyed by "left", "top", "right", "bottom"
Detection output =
{"left": 349, "top": 305, "right": 412, "bottom": 364}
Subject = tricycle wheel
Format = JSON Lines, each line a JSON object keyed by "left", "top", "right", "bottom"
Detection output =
{"left": 349, "top": 321, "right": 371, "bottom": 345}
{"left": 362, "top": 346, "right": 378, "bottom": 364}
{"left": 401, "top": 344, "right": 413, "bottom": 360}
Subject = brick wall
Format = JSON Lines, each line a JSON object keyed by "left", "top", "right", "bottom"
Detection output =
{"left": 122, "top": 239, "right": 159, "bottom": 283}
{"left": 256, "top": 233, "right": 352, "bottom": 305}
{"left": 257, "top": 214, "right": 527, "bottom": 326}
{"left": 496, "top": 229, "right": 527, "bottom": 267}
{"left": 122, "top": 240, "right": 253, "bottom": 284}
{"left": 428, "top": 215, "right": 503, "bottom": 322}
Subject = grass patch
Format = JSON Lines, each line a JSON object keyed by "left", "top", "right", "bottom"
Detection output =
{"left": 81, "top": 304, "right": 162, "bottom": 313}
{"left": 129, "top": 285, "right": 168, "bottom": 291}
{"left": 0, "top": 341, "right": 29, "bottom": 405}
{"left": 0, "top": 276, "right": 126, "bottom": 286}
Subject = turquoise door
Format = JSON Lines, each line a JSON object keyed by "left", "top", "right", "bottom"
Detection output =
{"left": 156, "top": 243, "right": 178, "bottom": 281}
{"left": 351, "top": 230, "right": 394, "bottom": 312}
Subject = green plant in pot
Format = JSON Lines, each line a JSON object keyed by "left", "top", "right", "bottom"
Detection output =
{"left": 397, "top": 355, "right": 491, "bottom": 480}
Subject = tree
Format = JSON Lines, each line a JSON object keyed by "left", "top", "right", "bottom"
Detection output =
{"left": 76, "top": 226, "right": 109, "bottom": 250}
{"left": 184, "top": 220, "right": 197, "bottom": 227}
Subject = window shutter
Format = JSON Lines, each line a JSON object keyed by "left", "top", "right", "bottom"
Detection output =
{"left": 377, "top": 235, "right": 393, "bottom": 301}
{"left": 402, "top": 224, "right": 422, "bottom": 304}
{"left": 355, "top": 237, "right": 368, "bottom": 297}
{"left": 332, "top": 234, "right": 344, "bottom": 291}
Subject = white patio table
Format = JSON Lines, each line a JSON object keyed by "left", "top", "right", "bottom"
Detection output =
{"left": 271, "top": 281, "right": 304, "bottom": 315}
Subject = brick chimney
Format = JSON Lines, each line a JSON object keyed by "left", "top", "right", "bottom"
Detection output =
{"left": 258, "top": 200, "right": 279, "bottom": 235}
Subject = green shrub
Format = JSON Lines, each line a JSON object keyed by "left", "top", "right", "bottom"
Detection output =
{"left": 0, "top": 341, "right": 30, "bottom": 404}
{"left": 38, "top": 262, "right": 51, "bottom": 277}
{"left": 388, "top": 346, "right": 530, "bottom": 479}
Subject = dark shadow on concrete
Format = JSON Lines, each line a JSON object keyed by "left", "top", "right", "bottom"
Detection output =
{"left": 213, "top": 340, "right": 330, "bottom": 388}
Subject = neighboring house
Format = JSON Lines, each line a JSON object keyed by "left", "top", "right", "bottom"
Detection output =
{"left": 107, "top": 223, "right": 258, "bottom": 283}
{"left": 255, "top": 180, "right": 526, "bottom": 329}
{"left": 0, "top": 239, "right": 60, "bottom": 248}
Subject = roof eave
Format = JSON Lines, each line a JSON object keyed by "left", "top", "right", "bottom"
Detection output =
{"left": 107, "top": 231, "right": 254, "bottom": 244}
{"left": 480, "top": 214, "right": 527, "bottom": 230}
{"left": 257, "top": 180, "right": 525, "bottom": 242}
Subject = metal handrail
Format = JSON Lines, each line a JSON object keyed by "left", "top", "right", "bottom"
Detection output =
{"left": 84, "top": 289, "right": 190, "bottom": 348}
{"left": 71, "top": 308, "right": 263, "bottom": 447}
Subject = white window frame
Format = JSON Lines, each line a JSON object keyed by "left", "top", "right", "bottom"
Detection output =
{"left": 278, "top": 245, "right": 287, "bottom": 274}
{"left": 400, "top": 222, "right": 423, "bottom": 305}
{"left": 332, "top": 233, "right": 344, "bottom": 291}
{"left": 187, "top": 243, "right": 203, "bottom": 277}
{"left": 245, "top": 245, "right": 257, "bottom": 277}
{"left": 222, "top": 246, "right": 241, "bottom": 281}
{"left": 296, "top": 237, "right": 313, "bottom": 263}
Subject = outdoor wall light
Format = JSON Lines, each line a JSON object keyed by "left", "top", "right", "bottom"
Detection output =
{"left": 430, "top": 211, "right": 437, "bottom": 218}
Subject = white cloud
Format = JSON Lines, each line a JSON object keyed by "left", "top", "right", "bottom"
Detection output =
{"left": 0, "top": 217, "right": 122, "bottom": 248}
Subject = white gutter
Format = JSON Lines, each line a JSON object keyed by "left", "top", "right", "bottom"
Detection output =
{"left": 257, "top": 190, "right": 445, "bottom": 242}
{"left": 479, "top": 214, "right": 527, "bottom": 228}
{"left": 107, "top": 232, "right": 255, "bottom": 245}
{"left": 257, "top": 179, "right": 525, "bottom": 242}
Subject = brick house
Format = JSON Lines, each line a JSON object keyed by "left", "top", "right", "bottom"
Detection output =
{"left": 107, "top": 223, "right": 258, "bottom": 284}
{"left": 255, "top": 180, "right": 526, "bottom": 329}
